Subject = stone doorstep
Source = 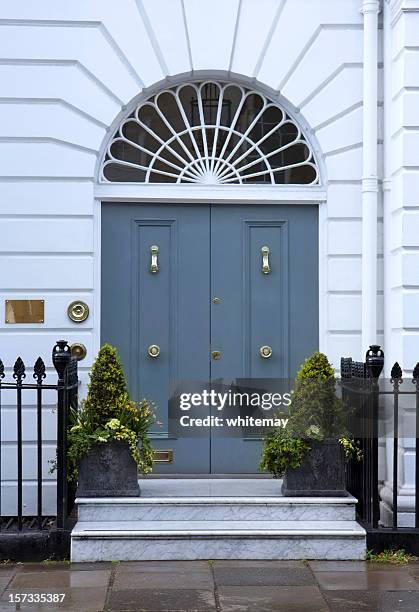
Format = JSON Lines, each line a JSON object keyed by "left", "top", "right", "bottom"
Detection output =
{"left": 71, "top": 490, "right": 365, "bottom": 561}
{"left": 70, "top": 520, "right": 366, "bottom": 561}
{"left": 71, "top": 518, "right": 366, "bottom": 537}
{"left": 75, "top": 495, "right": 358, "bottom": 503}
{"left": 76, "top": 496, "right": 358, "bottom": 522}
{"left": 71, "top": 534, "right": 366, "bottom": 562}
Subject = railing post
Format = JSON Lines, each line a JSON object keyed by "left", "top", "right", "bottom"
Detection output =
{"left": 34, "top": 357, "right": 46, "bottom": 531}
{"left": 13, "top": 357, "right": 26, "bottom": 531}
{"left": 366, "top": 345, "right": 384, "bottom": 528}
{"left": 52, "top": 341, "right": 71, "bottom": 534}
{"left": 390, "top": 362, "right": 403, "bottom": 530}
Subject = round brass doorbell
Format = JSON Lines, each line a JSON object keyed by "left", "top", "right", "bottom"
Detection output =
{"left": 68, "top": 300, "right": 89, "bottom": 323}
{"left": 260, "top": 345, "right": 273, "bottom": 359}
{"left": 148, "top": 344, "right": 160, "bottom": 358}
{"left": 70, "top": 342, "right": 87, "bottom": 361}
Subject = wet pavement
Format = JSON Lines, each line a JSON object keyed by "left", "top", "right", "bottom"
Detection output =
{"left": 1, "top": 559, "right": 419, "bottom": 611}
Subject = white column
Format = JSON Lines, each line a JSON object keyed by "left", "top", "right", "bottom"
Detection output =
{"left": 361, "top": 0, "right": 380, "bottom": 355}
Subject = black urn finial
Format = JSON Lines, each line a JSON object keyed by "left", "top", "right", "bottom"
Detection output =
{"left": 365, "top": 345, "right": 384, "bottom": 380}
{"left": 52, "top": 340, "right": 71, "bottom": 379}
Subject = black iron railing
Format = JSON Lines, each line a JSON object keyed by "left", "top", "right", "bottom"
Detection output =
{"left": 0, "top": 340, "right": 78, "bottom": 555}
{"left": 340, "top": 345, "right": 419, "bottom": 553}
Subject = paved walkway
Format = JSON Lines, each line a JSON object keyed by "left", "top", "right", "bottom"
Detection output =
{"left": 1, "top": 559, "right": 419, "bottom": 611}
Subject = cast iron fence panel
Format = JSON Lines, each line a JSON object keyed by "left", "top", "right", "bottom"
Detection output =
{"left": 340, "top": 345, "right": 419, "bottom": 551}
{"left": 0, "top": 340, "right": 77, "bottom": 540}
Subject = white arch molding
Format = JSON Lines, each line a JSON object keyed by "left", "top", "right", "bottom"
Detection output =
{"left": 100, "top": 79, "right": 321, "bottom": 186}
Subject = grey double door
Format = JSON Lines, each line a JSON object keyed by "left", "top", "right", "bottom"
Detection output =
{"left": 102, "top": 203, "right": 318, "bottom": 473}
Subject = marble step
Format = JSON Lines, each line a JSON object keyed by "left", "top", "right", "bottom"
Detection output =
{"left": 76, "top": 496, "right": 357, "bottom": 522}
{"left": 71, "top": 519, "right": 366, "bottom": 561}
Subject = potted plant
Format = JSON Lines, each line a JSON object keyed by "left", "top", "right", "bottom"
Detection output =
{"left": 68, "top": 344, "right": 155, "bottom": 497}
{"left": 260, "top": 352, "right": 360, "bottom": 496}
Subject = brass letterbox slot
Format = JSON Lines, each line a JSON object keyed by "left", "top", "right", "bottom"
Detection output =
{"left": 153, "top": 450, "right": 173, "bottom": 463}
{"left": 5, "top": 300, "right": 44, "bottom": 324}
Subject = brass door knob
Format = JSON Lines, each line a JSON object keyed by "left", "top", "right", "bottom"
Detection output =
{"left": 148, "top": 345, "right": 160, "bottom": 358}
{"left": 260, "top": 345, "right": 273, "bottom": 359}
{"left": 70, "top": 342, "right": 87, "bottom": 361}
{"left": 211, "top": 350, "right": 221, "bottom": 360}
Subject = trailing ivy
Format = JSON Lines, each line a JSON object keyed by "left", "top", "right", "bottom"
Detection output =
{"left": 259, "top": 430, "right": 309, "bottom": 478}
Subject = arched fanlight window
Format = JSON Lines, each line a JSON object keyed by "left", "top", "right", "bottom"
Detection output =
{"left": 102, "top": 81, "right": 319, "bottom": 185}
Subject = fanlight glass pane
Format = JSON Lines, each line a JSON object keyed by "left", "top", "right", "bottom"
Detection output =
{"left": 102, "top": 81, "right": 319, "bottom": 185}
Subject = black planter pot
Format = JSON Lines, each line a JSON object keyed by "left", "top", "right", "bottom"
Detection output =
{"left": 281, "top": 439, "right": 347, "bottom": 497}
{"left": 76, "top": 441, "right": 140, "bottom": 497}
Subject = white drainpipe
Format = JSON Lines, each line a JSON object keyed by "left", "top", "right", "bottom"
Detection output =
{"left": 382, "top": 0, "right": 392, "bottom": 373}
{"left": 361, "top": 0, "right": 380, "bottom": 355}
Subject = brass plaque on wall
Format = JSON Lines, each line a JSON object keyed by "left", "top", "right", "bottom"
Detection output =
{"left": 5, "top": 300, "right": 45, "bottom": 324}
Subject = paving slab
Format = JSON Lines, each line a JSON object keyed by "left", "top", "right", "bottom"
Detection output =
{"left": 107, "top": 588, "right": 216, "bottom": 611}
{"left": 16, "top": 561, "right": 113, "bottom": 573}
{"left": 0, "top": 559, "right": 418, "bottom": 610}
{"left": 0, "top": 587, "right": 108, "bottom": 611}
{"left": 217, "top": 585, "right": 329, "bottom": 612}
{"left": 407, "top": 565, "right": 419, "bottom": 580}
{"left": 307, "top": 561, "right": 370, "bottom": 572}
{"left": 315, "top": 569, "right": 419, "bottom": 591}
{"left": 213, "top": 560, "right": 305, "bottom": 568}
{"left": 213, "top": 565, "right": 315, "bottom": 587}
{"left": 9, "top": 569, "right": 110, "bottom": 589}
{"left": 323, "top": 589, "right": 419, "bottom": 611}
{"left": 0, "top": 579, "right": 10, "bottom": 595}
{"left": 113, "top": 568, "right": 213, "bottom": 590}
{"left": 117, "top": 560, "right": 212, "bottom": 573}
{"left": 308, "top": 560, "right": 407, "bottom": 572}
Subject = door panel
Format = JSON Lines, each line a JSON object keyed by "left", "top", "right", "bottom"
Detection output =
{"left": 211, "top": 210, "right": 288, "bottom": 379}
{"left": 102, "top": 202, "right": 318, "bottom": 475}
{"left": 102, "top": 203, "right": 211, "bottom": 473}
{"left": 210, "top": 205, "right": 318, "bottom": 473}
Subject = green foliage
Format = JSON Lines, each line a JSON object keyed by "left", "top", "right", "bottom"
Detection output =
{"left": 259, "top": 428, "right": 309, "bottom": 478}
{"left": 296, "top": 351, "right": 334, "bottom": 381}
{"left": 83, "top": 344, "right": 130, "bottom": 422}
{"left": 366, "top": 549, "right": 417, "bottom": 565}
{"left": 260, "top": 351, "right": 359, "bottom": 477}
{"left": 42, "top": 559, "right": 70, "bottom": 566}
{"left": 67, "top": 344, "right": 155, "bottom": 482}
{"left": 288, "top": 352, "right": 348, "bottom": 442}
{"left": 339, "top": 436, "right": 363, "bottom": 461}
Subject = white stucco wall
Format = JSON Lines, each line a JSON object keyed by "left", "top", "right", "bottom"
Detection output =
{"left": 0, "top": 0, "right": 417, "bottom": 513}
{"left": 379, "top": 0, "right": 419, "bottom": 525}
{"left": 386, "top": 0, "right": 419, "bottom": 373}
{"left": 0, "top": 0, "right": 375, "bottom": 370}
